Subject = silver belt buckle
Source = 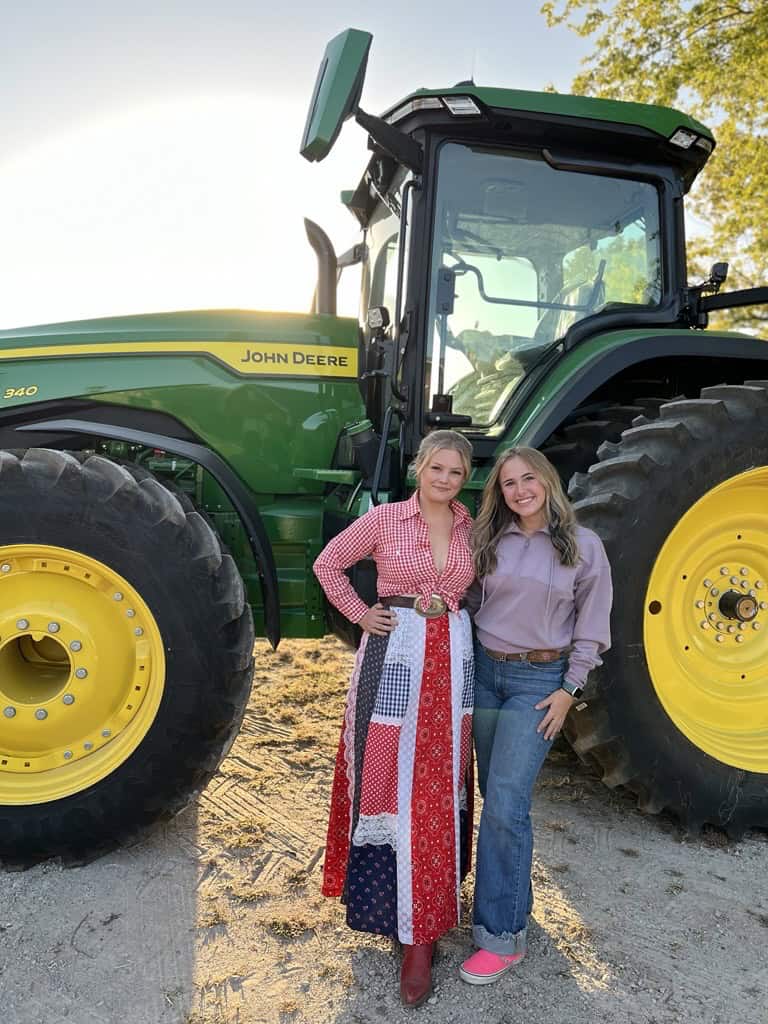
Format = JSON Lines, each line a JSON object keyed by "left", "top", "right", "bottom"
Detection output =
{"left": 414, "top": 593, "right": 447, "bottom": 618}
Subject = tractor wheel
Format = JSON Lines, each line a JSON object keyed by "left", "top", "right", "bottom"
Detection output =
{"left": 566, "top": 382, "right": 768, "bottom": 834}
{"left": 0, "top": 449, "right": 254, "bottom": 864}
{"left": 541, "top": 400, "right": 669, "bottom": 490}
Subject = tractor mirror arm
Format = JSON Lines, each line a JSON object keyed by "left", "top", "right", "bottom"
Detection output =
{"left": 355, "top": 108, "right": 423, "bottom": 174}
{"left": 699, "top": 286, "right": 768, "bottom": 313}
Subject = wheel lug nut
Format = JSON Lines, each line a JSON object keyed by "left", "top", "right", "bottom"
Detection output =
{"left": 114, "top": 592, "right": 123, "bottom": 601}
{"left": 62, "top": 694, "right": 75, "bottom": 705}
{"left": 0, "top": 563, "right": 10, "bottom": 573}
{"left": 720, "top": 567, "right": 729, "bottom": 575}
{"left": 741, "top": 580, "right": 750, "bottom": 589}
{"left": 63, "top": 750, "right": 73, "bottom": 760}
{"left": 740, "top": 567, "right": 749, "bottom": 575}
{"left": 126, "top": 609, "right": 136, "bottom": 618}
{"left": 700, "top": 621, "right": 709, "bottom": 629}
{"left": 716, "top": 622, "right": 725, "bottom": 631}
{"left": 756, "top": 581, "right": 764, "bottom": 589}
{"left": 16, "top": 618, "right": 29, "bottom": 630}
{"left": 48, "top": 622, "right": 60, "bottom": 633}
{"left": 760, "top": 602, "right": 767, "bottom": 610}
{"left": 84, "top": 741, "right": 93, "bottom": 751}
{"left": 3, "top": 706, "right": 16, "bottom": 718}
{"left": 753, "top": 622, "right": 761, "bottom": 631}
{"left": 69, "top": 640, "right": 82, "bottom": 652}
{"left": 695, "top": 600, "right": 704, "bottom": 608}
{"left": 34, "top": 709, "right": 47, "bottom": 720}
{"left": 730, "top": 577, "right": 740, "bottom": 585}
{"left": 134, "top": 627, "right": 143, "bottom": 637}
{"left": 736, "top": 635, "right": 745, "bottom": 643}
{"left": 703, "top": 578, "right": 713, "bottom": 587}
{"left": 740, "top": 622, "right": 748, "bottom": 631}
{"left": 75, "top": 668, "right": 88, "bottom": 679}
{"left": 711, "top": 588, "right": 720, "bottom": 596}
{"left": 716, "top": 635, "right": 725, "bottom": 643}
{"left": 709, "top": 613, "right": 717, "bottom": 622}
{"left": 727, "top": 625, "right": 737, "bottom": 633}
{"left": 101, "top": 729, "right": 111, "bottom": 738}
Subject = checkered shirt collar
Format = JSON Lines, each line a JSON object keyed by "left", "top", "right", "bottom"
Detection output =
{"left": 398, "top": 490, "right": 473, "bottom": 524}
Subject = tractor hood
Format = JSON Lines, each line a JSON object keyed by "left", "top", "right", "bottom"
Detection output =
{"left": 0, "top": 308, "right": 360, "bottom": 382}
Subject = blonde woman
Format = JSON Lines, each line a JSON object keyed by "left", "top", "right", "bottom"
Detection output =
{"left": 459, "top": 447, "right": 612, "bottom": 986}
{"left": 314, "top": 430, "right": 475, "bottom": 1008}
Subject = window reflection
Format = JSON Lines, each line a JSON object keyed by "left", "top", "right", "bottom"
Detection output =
{"left": 426, "top": 144, "right": 662, "bottom": 426}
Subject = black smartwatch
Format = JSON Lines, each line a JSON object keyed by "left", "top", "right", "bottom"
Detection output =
{"left": 560, "top": 680, "right": 584, "bottom": 699}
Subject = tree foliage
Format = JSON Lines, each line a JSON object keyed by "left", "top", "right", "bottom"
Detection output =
{"left": 542, "top": 0, "right": 768, "bottom": 328}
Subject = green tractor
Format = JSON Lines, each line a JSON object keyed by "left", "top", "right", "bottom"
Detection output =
{"left": 2, "top": 29, "right": 767, "bottom": 862}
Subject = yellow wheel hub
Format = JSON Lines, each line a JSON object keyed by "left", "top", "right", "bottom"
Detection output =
{"left": 645, "top": 467, "right": 768, "bottom": 772}
{"left": 0, "top": 544, "right": 165, "bottom": 804}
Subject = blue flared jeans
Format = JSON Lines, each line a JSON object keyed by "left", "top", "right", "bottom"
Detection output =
{"left": 472, "top": 642, "right": 566, "bottom": 955}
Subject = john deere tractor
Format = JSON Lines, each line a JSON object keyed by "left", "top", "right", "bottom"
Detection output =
{"left": 1, "top": 29, "right": 767, "bottom": 862}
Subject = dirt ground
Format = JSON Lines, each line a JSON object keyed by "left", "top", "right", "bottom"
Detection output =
{"left": 1, "top": 637, "right": 766, "bottom": 1024}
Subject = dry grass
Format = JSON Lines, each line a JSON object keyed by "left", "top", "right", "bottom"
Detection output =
{"left": 224, "top": 878, "right": 278, "bottom": 904}
{"left": 196, "top": 899, "right": 230, "bottom": 930}
{"left": 246, "top": 639, "right": 351, "bottom": 751}
{"left": 265, "top": 916, "right": 315, "bottom": 939}
{"left": 206, "top": 818, "right": 266, "bottom": 849}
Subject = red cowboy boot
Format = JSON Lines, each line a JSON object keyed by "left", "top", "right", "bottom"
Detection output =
{"left": 400, "top": 942, "right": 435, "bottom": 1007}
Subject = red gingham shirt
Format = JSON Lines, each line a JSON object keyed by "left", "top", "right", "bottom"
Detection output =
{"left": 313, "top": 491, "right": 474, "bottom": 624}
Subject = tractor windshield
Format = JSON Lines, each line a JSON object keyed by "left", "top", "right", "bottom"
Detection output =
{"left": 426, "top": 143, "right": 662, "bottom": 426}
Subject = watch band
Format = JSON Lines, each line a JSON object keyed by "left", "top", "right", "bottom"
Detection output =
{"left": 560, "top": 680, "right": 584, "bottom": 699}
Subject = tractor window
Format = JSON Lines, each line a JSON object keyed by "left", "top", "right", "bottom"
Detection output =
{"left": 368, "top": 210, "right": 399, "bottom": 317}
{"left": 426, "top": 143, "right": 662, "bottom": 427}
{"left": 363, "top": 167, "right": 410, "bottom": 326}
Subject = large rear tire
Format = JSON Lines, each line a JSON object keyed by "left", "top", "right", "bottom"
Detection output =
{"left": 566, "top": 382, "right": 768, "bottom": 834}
{"left": 0, "top": 449, "right": 254, "bottom": 863}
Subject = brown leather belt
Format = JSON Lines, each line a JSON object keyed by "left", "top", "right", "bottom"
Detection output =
{"left": 382, "top": 594, "right": 466, "bottom": 618}
{"left": 482, "top": 646, "right": 563, "bottom": 664}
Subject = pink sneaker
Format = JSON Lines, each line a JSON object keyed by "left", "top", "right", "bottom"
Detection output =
{"left": 458, "top": 948, "right": 525, "bottom": 985}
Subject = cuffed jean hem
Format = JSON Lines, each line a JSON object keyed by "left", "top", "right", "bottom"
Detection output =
{"left": 472, "top": 922, "right": 527, "bottom": 956}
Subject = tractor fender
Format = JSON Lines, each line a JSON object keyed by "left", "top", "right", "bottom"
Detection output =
{"left": 16, "top": 416, "right": 281, "bottom": 648}
{"left": 519, "top": 330, "right": 768, "bottom": 448}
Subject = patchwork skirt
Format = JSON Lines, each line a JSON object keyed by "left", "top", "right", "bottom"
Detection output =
{"left": 322, "top": 607, "right": 475, "bottom": 944}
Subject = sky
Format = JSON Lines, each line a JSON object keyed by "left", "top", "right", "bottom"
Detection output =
{"left": 0, "top": 2, "right": 592, "bottom": 329}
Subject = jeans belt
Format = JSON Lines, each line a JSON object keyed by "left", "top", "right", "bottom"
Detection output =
{"left": 482, "top": 645, "right": 563, "bottom": 663}
{"left": 382, "top": 594, "right": 465, "bottom": 618}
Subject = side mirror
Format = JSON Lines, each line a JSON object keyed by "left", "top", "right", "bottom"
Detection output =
{"left": 300, "top": 29, "right": 373, "bottom": 163}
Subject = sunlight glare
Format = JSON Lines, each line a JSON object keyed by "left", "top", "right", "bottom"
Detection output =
{"left": 0, "top": 95, "right": 365, "bottom": 329}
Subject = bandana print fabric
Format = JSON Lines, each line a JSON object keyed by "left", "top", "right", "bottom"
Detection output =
{"left": 321, "top": 607, "right": 474, "bottom": 944}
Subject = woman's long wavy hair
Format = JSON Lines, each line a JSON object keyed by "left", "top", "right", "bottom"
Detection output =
{"left": 472, "top": 447, "right": 579, "bottom": 577}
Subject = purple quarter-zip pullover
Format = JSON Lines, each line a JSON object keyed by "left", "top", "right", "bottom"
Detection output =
{"left": 468, "top": 521, "right": 612, "bottom": 688}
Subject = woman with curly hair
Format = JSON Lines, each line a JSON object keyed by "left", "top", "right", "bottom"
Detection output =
{"left": 459, "top": 447, "right": 612, "bottom": 986}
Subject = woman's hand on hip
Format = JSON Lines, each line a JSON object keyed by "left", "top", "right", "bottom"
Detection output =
{"left": 535, "top": 688, "right": 575, "bottom": 741}
{"left": 359, "top": 603, "right": 399, "bottom": 636}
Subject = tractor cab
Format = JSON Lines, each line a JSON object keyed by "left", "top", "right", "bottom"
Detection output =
{"left": 301, "top": 28, "right": 715, "bottom": 461}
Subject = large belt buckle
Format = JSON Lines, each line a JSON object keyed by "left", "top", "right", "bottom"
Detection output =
{"left": 414, "top": 593, "right": 447, "bottom": 618}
